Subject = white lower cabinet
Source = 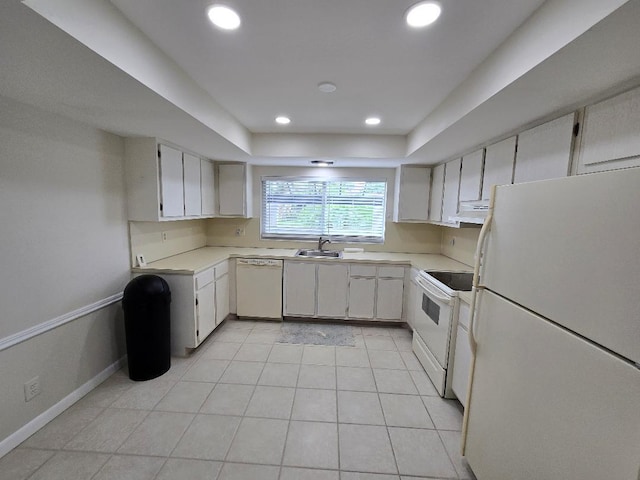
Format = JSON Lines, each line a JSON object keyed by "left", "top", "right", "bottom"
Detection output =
{"left": 317, "top": 264, "right": 349, "bottom": 318}
{"left": 195, "top": 278, "right": 216, "bottom": 343}
{"left": 348, "top": 277, "right": 376, "bottom": 319}
{"left": 214, "top": 261, "right": 230, "bottom": 325}
{"left": 283, "top": 262, "right": 316, "bottom": 317}
{"left": 376, "top": 278, "right": 404, "bottom": 320}
{"left": 452, "top": 300, "right": 472, "bottom": 407}
{"left": 149, "top": 260, "right": 229, "bottom": 356}
{"left": 284, "top": 261, "right": 406, "bottom": 322}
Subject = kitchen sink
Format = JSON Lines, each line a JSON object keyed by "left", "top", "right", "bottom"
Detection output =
{"left": 295, "top": 249, "right": 343, "bottom": 258}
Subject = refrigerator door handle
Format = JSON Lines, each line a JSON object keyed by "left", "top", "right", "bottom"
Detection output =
{"left": 462, "top": 184, "right": 496, "bottom": 456}
{"left": 467, "top": 186, "right": 495, "bottom": 354}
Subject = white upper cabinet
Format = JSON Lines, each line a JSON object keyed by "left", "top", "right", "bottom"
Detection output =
{"left": 218, "top": 163, "right": 253, "bottom": 218}
{"left": 459, "top": 149, "right": 484, "bottom": 202}
{"left": 183, "top": 152, "right": 202, "bottom": 217}
{"left": 158, "top": 144, "right": 184, "bottom": 218}
{"left": 393, "top": 165, "right": 431, "bottom": 222}
{"left": 482, "top": 136, "right": 516, "bottom": 200}
{"left": 429, "top": 163, "right": 445, "bottom": 222}
{"left": 577, "top": 85, "right": 640, "bottom": 174}
{"left": 442, "top": 158, "right": 462, "bottom": 224}
{"left": 201, "top": 159, "right": 216, "bottom": 216}
{"left": 124, "top": 137, "right": 215, "bottom": 221}
{"left": 514, "top": 113, "right": 575, "bottom": 184}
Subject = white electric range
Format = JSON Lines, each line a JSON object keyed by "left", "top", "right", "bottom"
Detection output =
{"left": 411, "top": 270, "right": 473, "bottom": 398}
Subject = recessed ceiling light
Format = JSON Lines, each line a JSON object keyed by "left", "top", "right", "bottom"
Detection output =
{"left": 365, "top": 117, "right": 381, "bottom": 126}
{"left": 318, "top": 82, "right": 337, "bottom": 93}
{"left": 275, "top": 116, "right": 291, "bottom": 125}
{"left": 405, "top": 1, "right": 441, "bottom": 28}
{"left": 207, "top": 4, "right": 241, "bottom": 30}
{"left": 311, "top": 160, "right": 334, "bottom": 167}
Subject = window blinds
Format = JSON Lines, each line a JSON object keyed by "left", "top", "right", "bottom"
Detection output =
{"left": 261, "top": 178, "right": 386, "bottom": 242}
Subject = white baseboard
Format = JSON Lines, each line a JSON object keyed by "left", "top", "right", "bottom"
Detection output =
{"left": 0, "top": 355, "right": 127, "bottom": 459}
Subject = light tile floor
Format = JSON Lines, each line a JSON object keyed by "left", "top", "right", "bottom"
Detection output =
{"left": 1, "top": 319, "right": 476, "bottom": 480}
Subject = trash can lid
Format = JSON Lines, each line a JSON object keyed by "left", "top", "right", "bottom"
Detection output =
{"left": 123, "top": 275, "right": 170, "bottom": 302}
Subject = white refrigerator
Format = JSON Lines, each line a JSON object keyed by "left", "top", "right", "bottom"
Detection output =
{"left": 462, "top": 167, "right": 640, "bottom": 480}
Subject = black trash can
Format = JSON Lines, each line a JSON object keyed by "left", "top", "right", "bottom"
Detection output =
{"left": 122, "top": 275, "right": 171, "bottom": 381}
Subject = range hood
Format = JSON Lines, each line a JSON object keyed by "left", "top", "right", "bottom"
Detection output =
{"left": 448, "top": 200, "right": 489, "bottom": 225}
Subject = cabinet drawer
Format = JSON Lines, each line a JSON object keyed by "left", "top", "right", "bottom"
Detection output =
{"left": 378, "top": 266, "right": 405, "bottom": 278}
{"left": 215, "top": 260, "right": 229, "bottom": 279}
{"left": 350, "top": 264, "right": 377, "bottom": 277}
{"left": 195, "top": 268, "right": 215, "bottom": 289}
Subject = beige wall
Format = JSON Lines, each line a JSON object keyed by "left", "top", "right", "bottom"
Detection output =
{"left": 129, "top": 219, "right": 207, "bottom": 266}
{"left": 0, "top": 305, "right": 126, "bottom": 445}
{"left": 0, "top": 97, "right": 129, "bottom": 448}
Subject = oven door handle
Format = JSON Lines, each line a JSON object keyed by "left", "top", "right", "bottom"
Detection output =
{"left": 414, "top": 276, "right": 453, "bottom": 305}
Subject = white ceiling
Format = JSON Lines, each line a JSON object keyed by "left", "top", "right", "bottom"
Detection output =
{"left": 108, "top": 0, "right": 545, "bottom": 135}
{"left": 2, "top": 0, "right": 640, "bottom": 166}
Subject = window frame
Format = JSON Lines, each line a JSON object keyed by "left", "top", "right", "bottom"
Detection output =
{"left": 260, "top": 176, "right": 387, "bottom": 244}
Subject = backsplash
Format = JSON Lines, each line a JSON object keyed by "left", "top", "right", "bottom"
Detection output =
{"left": 441, "top": 227, "right": 480, "bottom": 267}
{"left": 128, "top": 217, "right": 478, "bottom": 266}
{"left": 206, "top": 218, "right": 443, "bottom": 254}
{"left": 129, "top": 220, "right": 207, "bottom": 266}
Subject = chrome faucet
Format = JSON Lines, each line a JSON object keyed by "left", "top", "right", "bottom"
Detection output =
{"left": 318, "top": 236, "right": 332, "bottom": 251}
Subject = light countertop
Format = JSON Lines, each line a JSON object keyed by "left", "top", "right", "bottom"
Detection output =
{"left": 132, "top": 247, "right": 472, "bottom": 275}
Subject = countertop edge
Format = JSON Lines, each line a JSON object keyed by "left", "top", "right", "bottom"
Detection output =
{"left": 131, "top": 247, "right": 472, "bottom": 275}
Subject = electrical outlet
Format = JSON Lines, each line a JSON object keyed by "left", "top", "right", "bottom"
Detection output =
{"left": 161, "top": 231, "right": 168, "bottom": 242}
{"left": 235, "top": 226, "right": 245, "bottom": 237}
{"left": 24, "top": 377, "right": 41, "bottom": 402}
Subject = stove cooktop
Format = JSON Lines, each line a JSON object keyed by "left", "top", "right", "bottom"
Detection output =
{"left": 423, "top": 271, "right": 473, "bottom": 291}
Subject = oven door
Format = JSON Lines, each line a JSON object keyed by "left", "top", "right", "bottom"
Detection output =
{"left": 412, "top": 274, "right": 454, "bottom": 368}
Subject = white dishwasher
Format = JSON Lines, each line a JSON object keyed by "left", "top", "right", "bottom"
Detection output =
{"left": 236, "top": 258, "right": 283, "bottom": 320}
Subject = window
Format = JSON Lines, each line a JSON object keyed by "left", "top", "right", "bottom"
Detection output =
{"left": 261, "top": 177, "right": 387, "bottom": 243}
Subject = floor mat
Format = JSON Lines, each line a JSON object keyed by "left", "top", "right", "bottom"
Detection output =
{"left": 277, "top": 322, "right": 356, "bottom": 346}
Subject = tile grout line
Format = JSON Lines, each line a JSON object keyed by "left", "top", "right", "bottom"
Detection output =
{"left": 220, "top": 331, "right": 269, "bottom": 466}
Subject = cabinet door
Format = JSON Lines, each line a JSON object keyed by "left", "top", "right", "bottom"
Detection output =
{"left": 577, "top": 86, "right": 640, "bottom": 174}
{"left": 481, "top": 136, "right": 516, "bottom": 200}
{"left": 348, "top": 277, "right": 375, "bottom": 319}
{"left": 394, "top": 165, "right": 431, "bottom": 222}
{"left": 218, "top": 164, "right": 246, "bottom": 216}
{"left": 201, "top": 159, "right": 216, "bottom": 216}
{"left": 215, "top": 274, "right": 229, "bottom": 325}
{"left": 317, "top": 264, "right": 348, "bottom": 318}
{"left": 452, "top": 301, "right": 471, "bottom": 407}
{"left": 429, "top": 164, "right": 445, "bottom": 222}
{"left": 514, "top": 113, "right": 574, "bottom": 184}
{"left": 183, "top": 153, "right": 202, "bottom": 216}
{"left": 284, "top": 262, "right": 316, "bottom": 316}
{"left": 442, "top": 158, "right": 461, "bottom": 223}
{"left": 159, "top": 144, "right": 184, "bottom": 217}
{"left": 376, "top": 278, "right": 404, "bottom": 320}
{"left": 459, "top": 149, "right": 484, "bottom": 202}
{"left": 196, "top": 283, "right": 216, "bottom": 343}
